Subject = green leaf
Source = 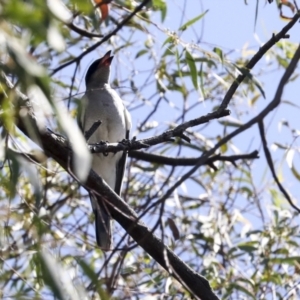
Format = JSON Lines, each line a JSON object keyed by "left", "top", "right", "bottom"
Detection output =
{"left": 185, "top": 50, "right": 198, "bottom": 90}
{"left": 276, "top": 55, "right": 289, "bottom": 68}
{"left": 194, "top": 57, "right": 217, "bottom": 68}
{"left": 162, "top": 36, "right": 175, "bottom": 48}
{"left": 199, "top": 64, "right": 206, "bottom": 97}
{"left": 237, "top": 244, "right": 258, "bottom": 252}
{"left": 240, "top": 186, "right": 253, "bottom": 198}
{"left": 135, "top": 49, "right": 148, "bottom": 59}
{"left": 38, "top": 251, "right": 68, "bottom": 300}
{"left": 249, "top": 93, "right": 260, "bottom": 106}
{"left": 219, "top": 117, "right": 243, "bottom": 127}
{"left": 230, "top": 283, "right": 256, "bottom": 299}
{"left": 213, "top": 47, "right": 223, "bottom": 63}
{"left": 235, "top": 65, "right": 266, "bottom": 98}
{"left": 217, "top": 136, "right": 228, "bottom": 153}
{"left": 179, "top": 10, "right": 208, "bottom": 31}
{"left": 266, "top": 256, "right": 300, "bottom": 264}
{"left": 70, "top": 0, "right": 93, "bottom": 14}
{"left": 162, "top": 47, "right": 174, "bottom": 57}
{"left": 78, "top": 259, "right": 109, "bottom": 299}
{"left": 273, "top": 142, "right": 289, "bottom": 150}
{"left": 291, "top": 164, "right": 300, "bottom": 181}
{"left": 152, "top": 0, "right": 167, "bottom": 22}
{"left": 282, "top": 99, "right": 300, "bottom": 108}
{"left": 5, "top": 150, "right": 20, "bottom": 198}
{"left": 175, "top": 49, "right": 183, "bottom": 78}
{"left": 126, "top": 20, "right": 146, "bottom": 32}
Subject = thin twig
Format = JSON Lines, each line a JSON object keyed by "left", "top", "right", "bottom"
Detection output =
{"left": 258, "top": 120, "right": 300, "bottom": 213}
{"left": 141, "top": 42, "right": 300, "bottom": 230}
{"left": 68, "top": 23, "right": 104, "bottom": 38}
{"left": 218, "top": 12, "right": 300, "bottom": 111}
{"left": 51, "top": 0, "right": 151, "bottom": 75}
{"left": 129, "top": 150, "right": 259, "bottom": 166}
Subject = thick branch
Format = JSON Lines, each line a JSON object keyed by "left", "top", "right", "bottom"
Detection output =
{"left": 14, "top": 98, "right": 220, "bottom": 300}
{"left": 88, "top": 109, "right": 230, "bottom": 153}
{"left": 142, "top": 41, "right": 300, "bottom": 221}
{"left": 218, "top": 12, "right": 300, "bottom": 111}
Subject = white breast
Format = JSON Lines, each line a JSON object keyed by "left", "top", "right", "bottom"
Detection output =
{"left": 82, "top": 85, "right": 129, "bottom": 189}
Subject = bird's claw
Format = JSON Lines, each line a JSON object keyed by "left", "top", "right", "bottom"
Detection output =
{"left": 95, "top": 140, "right": 109, "bottom": 156}
{"left": 121, "top": 138, "right": 131, "bottom": 147}
{"left": 98, "top": 140, "right": 108, "bottom": 146}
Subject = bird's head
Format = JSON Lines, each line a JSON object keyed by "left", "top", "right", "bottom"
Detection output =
{"left": 85, "top": 50, "right": 113, "bottom": 87}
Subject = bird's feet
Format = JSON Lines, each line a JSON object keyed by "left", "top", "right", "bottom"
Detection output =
{"left": 96, "top": 140, "right": 109, "bottom": 156}
{"left": 122, "top": 136, "right": 137, "bottom": 146}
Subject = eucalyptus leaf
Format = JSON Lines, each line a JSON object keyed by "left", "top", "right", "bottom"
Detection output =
{"left": 179, "top": 10, "right": 208, "bottom": 31}
{"left": 185, "top": 50, "right": 198, "bottom": 90}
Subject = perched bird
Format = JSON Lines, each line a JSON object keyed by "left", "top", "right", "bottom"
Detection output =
{"left": 79, "top": 51, "right": 131, "bottom": 251}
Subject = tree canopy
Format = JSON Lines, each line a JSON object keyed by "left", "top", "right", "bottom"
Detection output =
{"left": 0, "top": 0, "right": 300, "bottom": 299}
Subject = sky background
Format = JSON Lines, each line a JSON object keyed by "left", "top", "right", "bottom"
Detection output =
{"left": 52, "top": 0, "right": 300, "bottom": 249}
{"left": 3, "top": 2, "right": 300, "bottom": 299}
{"left": 161, "top": 0, "right": 300, "bottom": 204}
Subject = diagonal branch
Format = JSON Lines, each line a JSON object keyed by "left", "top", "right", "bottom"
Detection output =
{"left": 51, "top": 0, "right": 151, "bottom": 75}
{"left": 68, "top": 23, "right": 104, "bottom": 38}
{"left": 129, "top": 150, "right": 259, "bottom": 166}
{"left": 258, "top": 120, "right": 300, "bottom": 213}
{"left": 13, "top": 90, "right": 220, "bottom": 300}
{"left": 218, "top": 12, "right": 300, "bottom": 111}
{"left": 214, "top": 42, "right": 300, "bottom": 154}
{"left": 88, "top": 108, "right": 230, "bottom": 153}
{"left": 5, "top": 11, "right": 299, "bottom": 300}
{"left": 143, "top": 42, "right": 300, "bottom": 222}
{"left": 65, "top": 13, "right": 299, "bottom": 159}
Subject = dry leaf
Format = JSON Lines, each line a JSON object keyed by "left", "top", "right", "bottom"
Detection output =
{"left": 93, "top": 0, "right": 111, "bottom": 20}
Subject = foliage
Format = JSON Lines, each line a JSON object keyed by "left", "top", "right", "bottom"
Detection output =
{"left": 0, "top": 0, "right": 300, "bottom": 299}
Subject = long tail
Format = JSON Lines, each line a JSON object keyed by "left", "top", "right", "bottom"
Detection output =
{"left": 90, "top": 194, "right": 112, "bottom": 251}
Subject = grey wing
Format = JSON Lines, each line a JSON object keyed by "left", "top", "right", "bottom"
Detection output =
{"left": 114, "top": 129, "right": 130, "bottom": 195}
{"left": 77, "top": 96, "right": 86, "bottom": 133}
{"left": 78, "top": 116, "right": 83, "bottom": 133}
{"left": 114, "top": 107, "right": 131, "bottom": 195}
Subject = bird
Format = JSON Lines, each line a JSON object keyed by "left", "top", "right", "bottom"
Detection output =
{"left": 79, "top": 51, "right": 131, "bottom": 251}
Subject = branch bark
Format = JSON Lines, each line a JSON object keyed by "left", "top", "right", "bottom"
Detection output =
{"left": 7, "top": 11, "right": 299, "bottom": 300}
{"left": 218, "top": 12, "right": 300, "bottom": 111}
{"left": 129, "top": 150, "right": 259, "bottom": 166}
{"left": 14, "top": 97, "right": 220, "bottom": 300}
{"left": 258, "top": 120, "right": 300, "bottom": 213}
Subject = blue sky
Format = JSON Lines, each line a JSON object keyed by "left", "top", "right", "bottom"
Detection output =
{"left": 160, "top": 0, "right": 300, "bottom": 203}
{"left": 52, "top": 0, "right": 300, "bottom": 248}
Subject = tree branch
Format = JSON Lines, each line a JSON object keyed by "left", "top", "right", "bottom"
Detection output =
{"left": 218, "top": 12, "right": 300, "bottom": 111}
{"left": 68, "top": 23, "right": 104, "bottom": 38}
{"left": 88, "top": 108, "right": 230, "bottom": 153}
{"left": 213, "top": 42, "right": 300, "bottom": 155}
{"left": 140, "top": 41, "right": 300, "bottom": 223}
{"left": 12, "top": 90, "right": 220, "bottom": 300}
{"left": 129, "top": 150, "right": 259, "bottom": 166}
{"left": 258, "top": 120, "right": 300, "bottom": 213}
{"left": 51, "top": 0, "right": 152, "bottom": 75}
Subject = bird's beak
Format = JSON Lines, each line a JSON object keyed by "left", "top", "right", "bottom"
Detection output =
{"left": 98, "top": 50, "right": 114, "bottom": 67}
